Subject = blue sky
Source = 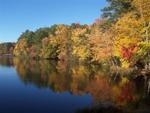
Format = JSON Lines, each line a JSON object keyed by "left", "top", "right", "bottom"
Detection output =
{"left": 0, "top": 0, "right": 107, "bottom": 42}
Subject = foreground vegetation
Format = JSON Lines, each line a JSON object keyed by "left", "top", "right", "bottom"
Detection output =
{"left": 1, "top": 0, "right": 150, "bottom": 70}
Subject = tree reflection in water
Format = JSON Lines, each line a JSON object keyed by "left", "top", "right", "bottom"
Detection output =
{"left": 0, "top": 57, "right": 150, "bottom": 113}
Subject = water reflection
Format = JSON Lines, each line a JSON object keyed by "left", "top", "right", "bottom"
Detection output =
{"left": 0, "top": 57, "right": 150, "bottom": 113}
{"left": 0, "top": 57, "right": 14, "bottom": 67}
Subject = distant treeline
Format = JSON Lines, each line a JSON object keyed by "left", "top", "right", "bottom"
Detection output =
{"left": 0, "top": 42, "right": 15, "bottom": 55}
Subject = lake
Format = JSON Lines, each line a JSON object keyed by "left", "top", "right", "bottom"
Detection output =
{"left": 0, "top": 57, "right": 150, "bottom": 113}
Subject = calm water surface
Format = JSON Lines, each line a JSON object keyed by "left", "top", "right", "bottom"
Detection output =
{"left": 0, "top": 57, "right": 150, "bottom": 113}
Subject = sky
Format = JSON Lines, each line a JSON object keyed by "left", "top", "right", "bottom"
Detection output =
{"left": 0, "top": 0, "right": 107, "bottom": 42}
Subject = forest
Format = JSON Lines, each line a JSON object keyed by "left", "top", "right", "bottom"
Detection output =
{"left": 0, "top": 42, "right": 15, "bottom": 55}
{"left": 1, "top": 0, "right": 150, "bottom": 70}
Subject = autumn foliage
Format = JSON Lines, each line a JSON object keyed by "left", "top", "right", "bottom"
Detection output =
{"left": 0, "top": 0, "right": 147, "bottom": 70}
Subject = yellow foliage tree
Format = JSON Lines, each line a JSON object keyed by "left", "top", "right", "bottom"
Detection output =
{"left": 71, "top": 27, "right": 90, "bottom": 61}
{"left": 112, "top": 12, "right": 144, "bottom": 68}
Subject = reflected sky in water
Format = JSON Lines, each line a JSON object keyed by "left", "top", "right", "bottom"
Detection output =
{"left": 0, "top": 57, "right": 150, "bottom": 113}
{"left": 0, "top": 58, "right": 92, "bottom": 113}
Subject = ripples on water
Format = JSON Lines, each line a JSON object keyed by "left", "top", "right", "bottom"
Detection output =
{"left": 0, "top": 57, "right": 150, "bottom": 113}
